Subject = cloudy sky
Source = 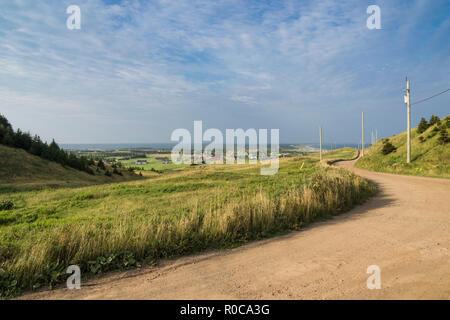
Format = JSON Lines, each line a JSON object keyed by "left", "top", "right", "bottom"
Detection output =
{"left": 0, "top": 0, "right": 449, "bottom": 144}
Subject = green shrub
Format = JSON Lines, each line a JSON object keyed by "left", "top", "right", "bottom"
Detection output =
{"left": 381, "top": 140, "right": 397, "bottom": 155}
{"left": 97, "top": 159, "right": 106, "bottom": 170}
{"left": 0, "top": 199, "right": 14, "bottom": 211}
{"left": 438, "top": 128, "right": 449, "bottom": 145}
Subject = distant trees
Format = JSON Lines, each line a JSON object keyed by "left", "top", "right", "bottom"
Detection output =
{"left": 417, "top": 118, "right": 429, "bottom": 134}
{"left": 0, "top": 114, "right": 93, "bottom": 175}
{"left": 429, "top": 115, "right": 440, "bottom": 126}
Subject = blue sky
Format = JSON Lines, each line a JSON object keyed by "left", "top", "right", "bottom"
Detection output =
{"left": 0, "top": 0, "right": 449, "bottom": 143}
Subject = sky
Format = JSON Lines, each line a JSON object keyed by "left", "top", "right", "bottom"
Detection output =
{"left": 0, "top": 0, "right": 449, "bottom": 144}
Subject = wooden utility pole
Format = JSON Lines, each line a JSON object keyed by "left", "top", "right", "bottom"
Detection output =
{"left": 319, "top": 126, "right": 323, "bottom": 161}
{"left": 405, "top": 78, "right": 411, "bottom": 163}
{"left": 361, "top": 112, "right": 365, "bottom": 156}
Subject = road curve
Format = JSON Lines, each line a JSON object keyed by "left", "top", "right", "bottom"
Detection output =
{"left": 21, "top": 159, "right": 450, "bottom": 299}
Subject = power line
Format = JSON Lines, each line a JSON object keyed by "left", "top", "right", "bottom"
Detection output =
{"left": 411, "top": 87, "right": 450, "bottom": 106}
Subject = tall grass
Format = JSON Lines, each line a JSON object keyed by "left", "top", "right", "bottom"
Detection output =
{"left": 0, "top": 167, "right": 375, "bottom": 298}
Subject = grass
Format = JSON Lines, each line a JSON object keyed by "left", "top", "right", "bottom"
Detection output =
{"left": 308, "top": 147, "right": 359, "bottom": 163}
{"left": 0, "top": 148, "right": 375, "bottom": 298}
{"left": 0, "top": 145, "right": 142, "bottom": 193}
{"left": 356, "top": 116, "right": 450, "bottom": 178}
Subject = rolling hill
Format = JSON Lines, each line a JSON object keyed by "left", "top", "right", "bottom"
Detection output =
{"left": 0, "top": 144, "right": 141, "bottom": 193}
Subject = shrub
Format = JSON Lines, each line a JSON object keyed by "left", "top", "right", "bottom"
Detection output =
{"left": 438, "top": 128, "right": 449, "bottom": 145}
{"left": 0, "top": 199, "right": 14, "bottom": 211}
{"left": 418, "top": 136, "right": 426, "bottom": 143}
{"left": 105, "top": 170, "right": 112, "bottom": 177}
{"left": 381, "top": 140, "right": 397, "bottom": 155}
{"left": 97, "top": 159, "right": 106, "bottom": 170}
{"left": 112, "top": 168, "right": 122, "bottom": 176}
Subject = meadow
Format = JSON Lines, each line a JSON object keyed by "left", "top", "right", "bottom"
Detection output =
{"left": 0, "top": 149, "right": 375, "bottom": 298}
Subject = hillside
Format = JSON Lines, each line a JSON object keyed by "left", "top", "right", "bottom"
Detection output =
{"left": 0, "top": 145, "right": 141, "bottom": 193}
{"left": 356, "top": 115, "right": 450, "bottom": 178}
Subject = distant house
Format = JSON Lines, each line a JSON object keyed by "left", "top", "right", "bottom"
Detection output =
{"left": 155, "top": 157, "right": 169, "bottom": 164}
{"left": 135, "top": 160, "right": 147, "bottom": 165}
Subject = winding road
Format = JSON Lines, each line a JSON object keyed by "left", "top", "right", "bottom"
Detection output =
{"left": 21, "top": 159, "right": 450, "bottom": 299}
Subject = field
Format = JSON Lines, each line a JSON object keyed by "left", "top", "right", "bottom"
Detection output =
{"left": 119, "top": 154, "right": 188, "bottom": 171}
{"left": 0, "top": 148, "right": 375, "bottom": 298}
{"left": 356, "top": 116, "right": 450, "bottom": 178}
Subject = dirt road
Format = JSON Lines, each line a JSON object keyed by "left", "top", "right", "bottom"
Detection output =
{"left": 21, "top": 160, "right": 450, "bottom": 299}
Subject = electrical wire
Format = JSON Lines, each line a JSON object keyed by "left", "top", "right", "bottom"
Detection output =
{"left": 411, "top": 88, "right": 450, "bottom": 106}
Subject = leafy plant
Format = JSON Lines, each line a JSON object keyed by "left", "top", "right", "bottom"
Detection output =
{"left": 0, "top": 199, "right": 14, "bottom": 211}
{"left": 438, "top": 128, "right": 449, "bottom": 145}
{"left": 381, "top": 140, "right": 397, "bottom": 155}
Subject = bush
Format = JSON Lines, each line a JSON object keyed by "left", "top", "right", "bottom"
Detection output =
{"left": 0, "top": 199, "right": 14, "bottom": 211}
{"left": 381, "top": 140, "right": 397, "bottom": 155}
{"left": 438, "top": 128, "right": 449, "bottom": 145}
{"left": 105, "top": 170, "right": 112, "bottom": 177}
{"left": 97, "top": 159, "right": 106, "bottom": 170}
{"left": 112, "top": 168, "right": 122, "bottom": 176}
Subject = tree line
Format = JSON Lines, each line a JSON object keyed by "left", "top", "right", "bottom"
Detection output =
{"left": 0, "top": 114, "right": 95, "bottom": 175}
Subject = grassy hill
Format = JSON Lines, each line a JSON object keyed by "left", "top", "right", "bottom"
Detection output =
{"left": 0, "top": 149, "right": 374, "bottom": 298}
{"left": 307, "top": 147, "right": 359, "bottom": 164}
{"left": 0, "top": 145, "right": 141, "bottom": 193}
{"left": 356, "top": 115, "right": 450, "bottom": 178}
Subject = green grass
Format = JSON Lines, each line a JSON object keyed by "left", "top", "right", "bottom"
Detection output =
{"left": 356, "top": 116, "right": 450, "bottom": 178}
{"left": 0, "top": 145, "right": 142, "bottom": 193}
{"left": 308, "top": 147, "right": 359, "bottom": 163}
{"left": 0, "top": 149, "right": 375, "bottom": 298}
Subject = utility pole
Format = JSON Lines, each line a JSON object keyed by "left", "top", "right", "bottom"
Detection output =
{"left": 376, "top": 129, "right": 378, "bottom": 143}
{"left": 405, "top": 78, "right": 411, "bottom": 163}
{"left": 361, "top": 112, "right": 365, "bottom": 157}
{"left": 319, "top": 126, "right": 323, "bottom": 161}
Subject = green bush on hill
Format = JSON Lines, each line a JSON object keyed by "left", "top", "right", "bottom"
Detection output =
{"left": 381, "top": 139, "right": 397, "bottom": 155}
